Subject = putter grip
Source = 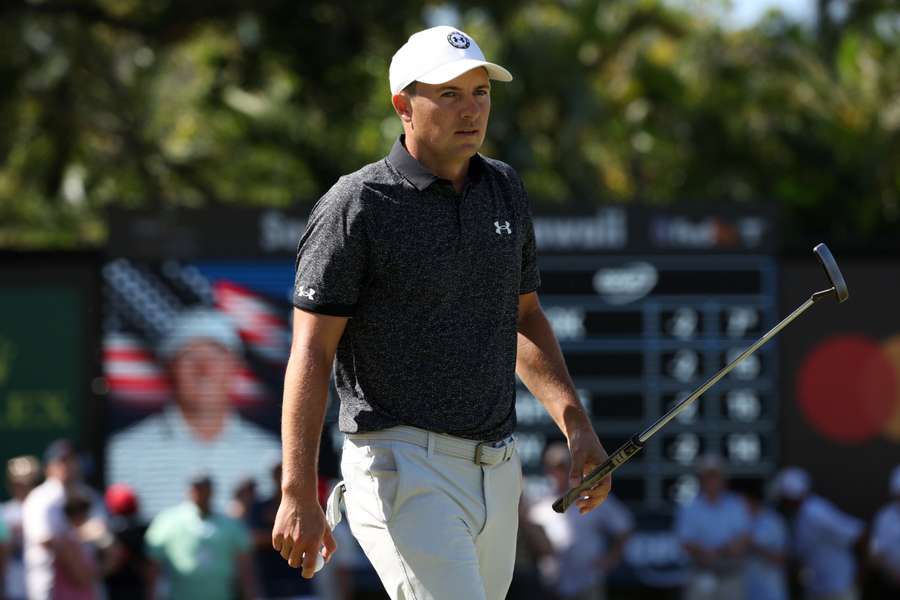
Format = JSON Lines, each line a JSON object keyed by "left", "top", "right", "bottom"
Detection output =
{"left": 552, "top": 435, "right": 645, "bottom": 513}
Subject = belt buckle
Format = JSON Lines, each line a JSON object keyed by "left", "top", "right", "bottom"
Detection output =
{"left": 474, "top": 441, "right": 489, "bottom": 466}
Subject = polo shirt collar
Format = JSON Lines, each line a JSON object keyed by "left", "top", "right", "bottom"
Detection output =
{"left": 388, "top": 135, "right": 485, "bottom": 191}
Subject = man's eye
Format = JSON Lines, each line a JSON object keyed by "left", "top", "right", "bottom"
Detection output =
{"left": 442, "top": 92, "right": 456, "bottom": 98}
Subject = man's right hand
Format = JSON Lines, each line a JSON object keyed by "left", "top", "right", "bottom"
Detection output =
{"left": 272, "top": 492, "right": 337, "bottom": 579}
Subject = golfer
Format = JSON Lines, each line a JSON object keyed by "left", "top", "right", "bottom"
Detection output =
{"left": 272, "top": 25, "right": 611, "bottom": 600}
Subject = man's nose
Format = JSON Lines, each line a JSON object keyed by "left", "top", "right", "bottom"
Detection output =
{"left": 461, "top": 95, "right": 481, "bottom": 120}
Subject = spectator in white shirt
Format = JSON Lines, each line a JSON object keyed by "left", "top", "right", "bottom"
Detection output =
{"left": 2, "top": 455, "right": 40, "bottom": 600}
{"left": 106, "top": 308, "right": 281, "bottom": 519}
{"left": 869, "top": 465, "right": 900, "bottom": 596}
{"left": 675, "top": 454, "right": 750, "bottom": 600}
{"left": 22, "top": 441, "right": 106, "bottom": 600}
{"left": 529, "top": 442, "right": 634, "bottom": 600}
{"left": 775, "top": 467, "right": 864, "bottom": 600}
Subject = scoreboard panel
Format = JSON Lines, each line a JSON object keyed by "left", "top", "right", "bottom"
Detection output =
{"left": 517, "top": 207, "right": 778, "bottom": 512}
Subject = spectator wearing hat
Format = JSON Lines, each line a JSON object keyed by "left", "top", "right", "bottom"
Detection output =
{"left": 528, "top": 442, "right": 634, "bottom": 600}
{"left": 675, "top": 454, "right": 750, "bottom": 600}
{"left": 774, "top": 467, "right": 864, "bottom": 600}
{"left": 737, "top": 479, "right": 788, "bottom": 600}
{"left": 2, "top": 455, "right": 40, "bottom": 600}
{"left": 106, "top": 308, "right": 281, "bottom": 518}
{"left": 144, "top": 473, "right": 255, "bottom": 600}
{"left": 102, "top": 484, "right": 150, "bottom": 600}
{"left": 21, "top": 441, "right": 107, "bottom": 600}
{"left": 869, "top": 465, "right": 900, "bottom": 596}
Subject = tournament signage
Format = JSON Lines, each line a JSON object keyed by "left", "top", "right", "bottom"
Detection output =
{"left": 108, "top": 205, "right": 778, "bottom": 515}
{"left": 0, "top": 253, "right": 100, "bottom": 498}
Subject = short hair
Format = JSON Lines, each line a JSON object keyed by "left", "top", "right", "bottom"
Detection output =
{"left": 63, "top": 494, "right": 92, "bottom": 519}
{"left": 402, "top": 81, "right": 417, "bottom": 96}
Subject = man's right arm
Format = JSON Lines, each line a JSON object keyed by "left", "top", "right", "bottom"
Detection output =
{"left": 271, "top": 307, "right": 347, "bottom": 579}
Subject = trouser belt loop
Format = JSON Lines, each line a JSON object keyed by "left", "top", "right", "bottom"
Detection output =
{"left": 427, "top": 430, "right": 436, "bottom": 458}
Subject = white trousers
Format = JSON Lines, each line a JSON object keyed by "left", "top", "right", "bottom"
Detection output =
{"left": 336, "top": 427, "right": 522, "bottom": 600}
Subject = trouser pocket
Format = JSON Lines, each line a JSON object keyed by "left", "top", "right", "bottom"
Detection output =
{"left": 341, "top": 439, "right": 402, "bottom": 524}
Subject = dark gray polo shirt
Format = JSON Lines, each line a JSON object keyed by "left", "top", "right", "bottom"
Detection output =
{"left": 293, "top": 136, "right": 540, "bottom": 441}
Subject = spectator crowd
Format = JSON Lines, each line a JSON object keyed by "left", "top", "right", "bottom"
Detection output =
{"left": 2, "top": 439, "right": 900, "bottom": 599}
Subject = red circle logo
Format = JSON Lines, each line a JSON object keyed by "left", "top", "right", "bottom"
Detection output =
{"left": 796, "top": 335, "right": 898, "bottom": 443}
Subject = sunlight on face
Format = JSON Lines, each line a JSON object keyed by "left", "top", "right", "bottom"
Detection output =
{"left": 404, "top": 67, "right": 491, "bottom": 164}
{"left": 170, "top": 340, "right": 236, "bottom": 410}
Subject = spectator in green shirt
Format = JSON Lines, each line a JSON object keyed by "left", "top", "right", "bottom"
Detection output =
{"left": 144, "top": 474, "right": 255, "bottom": 600}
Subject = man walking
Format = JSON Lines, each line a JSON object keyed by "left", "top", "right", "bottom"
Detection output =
{"left": 271, "top": 25, "right": 611, "bottom": 600}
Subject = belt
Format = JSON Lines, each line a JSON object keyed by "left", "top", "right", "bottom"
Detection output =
{"left": 348, "top": 426, "right": 516, "bottom": 467}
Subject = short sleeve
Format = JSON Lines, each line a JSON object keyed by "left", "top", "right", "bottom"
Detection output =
{"left": 144, "top": 512, "right": 171, "bottom": 561}
{"left": 819, "top": 501, "right": 864, "bottom": 546}
{"left": 23, "top": 494, "right": 66, "bottom": 545}
{"left": 293, "top": 181, "right": 369, "bottom": 316}
{"left": 517, "top": 177, "right": 541, "bottom": 294}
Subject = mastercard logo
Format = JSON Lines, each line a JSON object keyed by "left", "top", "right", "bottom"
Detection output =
{"left": 797, "top": 335, "right": 900, "bottom": 444}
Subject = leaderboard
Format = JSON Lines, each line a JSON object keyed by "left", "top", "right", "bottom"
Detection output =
{"left": 516, "top": 206, "right": 778, "bottom": 512}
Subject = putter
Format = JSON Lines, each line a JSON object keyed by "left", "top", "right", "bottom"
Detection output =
{"left": 553, "top": 243, "right": 848, "bottom": 513}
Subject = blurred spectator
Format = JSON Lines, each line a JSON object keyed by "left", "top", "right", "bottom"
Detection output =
{"left": 529, "top": 442, "right": 634, "bottom": 600}
{"left": 738, "top": 479, "right": 788, "bottom": 600}
{"left": 229, "top": 476, "right": 257, "bottom": 521}
{"left": 22, "top": 441, "right": 107, "bottom": 600}
{"left": 54, "top": 494, "right": 101, "bottom": 600}
{"left": 246, "top": 463, "right": 317, "bottom": 599}
{"left": 2, "top": 455, "right": 40, "bottom": 600}
{"left": 775, "top": 466, "right": 864, "bottom": 600}
{"left": 1, "top": 515, "right": 8, "bottom": 600}
{"left": 145, "top": 473, "right": 255, "bottom": 600}
{"left": 102, "top": 483, "right": 149, "bottom": 600}
{"left": 675, "top": 454, "right": 750, "bottom": 600}
{"left": 868, "top": 465, "right": 900, "bottom": 596}
{"left": 107, "top": 308, "right": 281, "bottom": 518}
{"left": 508, "top": 496, "right": 554, "bottom": 600}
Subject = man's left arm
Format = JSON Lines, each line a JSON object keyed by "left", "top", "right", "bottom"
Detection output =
{"left": 516, "top": 291, "right": 611, "bottom": 513}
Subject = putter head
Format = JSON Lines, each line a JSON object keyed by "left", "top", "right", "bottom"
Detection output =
{"left": 813, "top": 243, "right": 849, "bottom": 303}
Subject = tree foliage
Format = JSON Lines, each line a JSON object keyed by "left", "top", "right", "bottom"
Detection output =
{"left": 1, "top": 0, "right": 898, "bottom": 247}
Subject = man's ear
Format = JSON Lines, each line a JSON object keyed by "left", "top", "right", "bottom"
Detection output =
{"left": 392, "top": 93, "right": 413, "bottom": 123}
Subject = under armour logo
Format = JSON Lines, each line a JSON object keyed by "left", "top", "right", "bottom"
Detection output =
{"left": 494, "top": 221, "right": 512, "bottom": 235}
{"left": 447, "top": 31, "right": 470, "bottom": 49}
{"left": 297, "top": 286, "right": 316, "bottom": 300}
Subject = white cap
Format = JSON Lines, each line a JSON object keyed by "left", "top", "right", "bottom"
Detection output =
{"left": 775, "top": 467, "right": 811, "bottom": 500}
{"left": 890, "top": 465, "right": 900, "bottom": 496}
{"left": 158, "top": 308, "right": 242, "bottom": 362}
{"left": 389, "top": 26, "right": 513, "bottom": 95}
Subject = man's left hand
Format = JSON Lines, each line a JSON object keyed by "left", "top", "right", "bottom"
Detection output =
{"left": 567, "top": 425, "right": 611, "bottom": 514}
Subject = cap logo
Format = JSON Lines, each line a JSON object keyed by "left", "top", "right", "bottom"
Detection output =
{"left": 447, "top": 31, "right": 470, "bottom": 49}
